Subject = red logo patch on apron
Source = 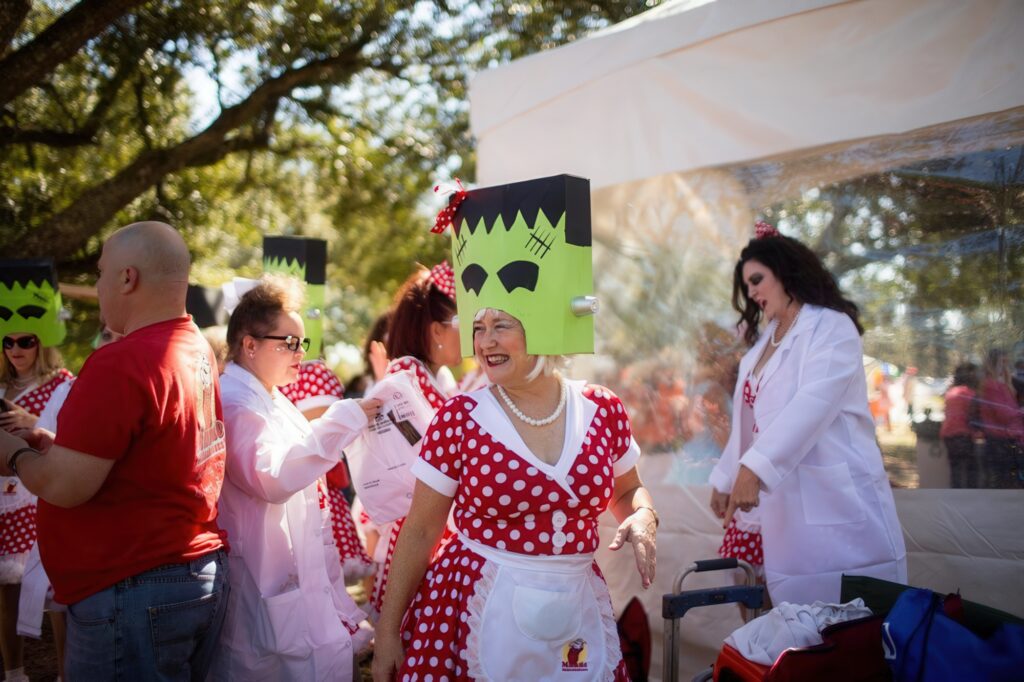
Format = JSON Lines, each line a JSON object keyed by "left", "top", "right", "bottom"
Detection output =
{"left": 562, "top": 638, "right": 588, "bottom": 672}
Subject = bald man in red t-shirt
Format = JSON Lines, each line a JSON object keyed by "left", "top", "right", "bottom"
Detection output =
{"left": 0, "top": 222, "right": 229, "bottom": 680}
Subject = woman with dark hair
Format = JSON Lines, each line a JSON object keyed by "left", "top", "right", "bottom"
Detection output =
{"left": 709, "top": 222, "right": 905, "bottom": 605}
{"left": 941, "top": 363, "right": 980, "bottom": 488}
{"left": 364, "top": 262, "right": 461, "bottom": 620}
{"left": 213, "top": 276, "right": 381, "bottom": 680}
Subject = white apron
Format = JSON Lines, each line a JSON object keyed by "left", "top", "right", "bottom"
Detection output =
{"left": 460, "top": 533, "right": 621, "bottom": 682}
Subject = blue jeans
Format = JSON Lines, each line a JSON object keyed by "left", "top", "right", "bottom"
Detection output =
{"left": 65, "top": 549, "right": 229, "bottom": 681}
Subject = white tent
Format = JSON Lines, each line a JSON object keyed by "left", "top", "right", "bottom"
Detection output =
{"left": 469, "top": 1, "right": 1024, "bottom": 679}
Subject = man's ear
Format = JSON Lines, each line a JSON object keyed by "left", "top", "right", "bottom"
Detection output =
{"left": 121, "top": 266, "right": 140, "bottom": 293}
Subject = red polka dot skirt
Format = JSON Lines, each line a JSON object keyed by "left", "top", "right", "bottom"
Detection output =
{"left": 0, "top": 505, "right": 36, "bottom": 583}
{"left": 327, "top": 484, "right": 374, "bottom": 580}
{"left": 718, "top": 519, "right": 764, "bottom": 567}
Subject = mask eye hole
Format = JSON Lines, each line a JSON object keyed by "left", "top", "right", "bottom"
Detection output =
{"left": 0, "top": 307, "right": 12, "bottom": 322}
{"left": 497, "top": 261, "right": 539, "bottom": 293}
{"left": 461, "top": 264, "right": 488, "bottom": 295}
{"left": 16, "top": 305, "right": 46, "bottom": 319}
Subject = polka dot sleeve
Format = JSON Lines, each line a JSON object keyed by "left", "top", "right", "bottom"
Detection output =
{"left": 408, "top": 396, "right": 471, "bottom": 498}
{"left": 586, "top": 385, "right": 641, "bottom": 477}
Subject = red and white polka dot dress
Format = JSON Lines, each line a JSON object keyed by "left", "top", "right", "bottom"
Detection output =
{"left": 280, "top": 360, "right": 374, "bottom": 579}
{"left": 368, "top": 356, "right": 453, "bottom": 618}
{"left": 397, "top": 384, "right": 637, "bottom": 680}
{"left": 718, "top": 371, "right": 764, "bottom": 567}
{"left": 1, "top": 370, "right": 74, "bottom": 583}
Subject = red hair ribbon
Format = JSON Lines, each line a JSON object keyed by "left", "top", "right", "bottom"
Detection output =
{"left": 429, "top": 260, "right": 456, "bottom": 300}
{"left": 432, "top": 179, "right": 467, "bottom": 234}
{"left": 755, "top": 221, "right": 780, "bottom": 239}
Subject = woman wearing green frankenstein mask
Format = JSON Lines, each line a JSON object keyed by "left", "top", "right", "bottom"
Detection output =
{"left": 0, "top": 259, "right": 74, "bottom": 682}
{"left": 373, "top": 306, "right": 658, "bottom": 681}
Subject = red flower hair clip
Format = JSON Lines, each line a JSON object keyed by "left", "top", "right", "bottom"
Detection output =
{"left": 429, "top": 261, "right": 456, "bottom": 300}
{"left": 755, "top": 221, "right": 780, "bottom": 239}
{"left": 432, "top": 179, "right": 468, "bottom": 234}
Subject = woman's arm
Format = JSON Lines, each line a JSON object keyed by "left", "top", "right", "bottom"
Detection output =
{"left": 372, "top": 481, "right": 453, "bottom": 682}
{"left": 224, "top": 406, "right": 345, "bottom": 504}
{"left": 607, "top": 466, "right": 657, "bottom": 589}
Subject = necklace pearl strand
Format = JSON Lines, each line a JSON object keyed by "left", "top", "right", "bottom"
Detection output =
{"left": 496, "top": 376, "right": 567, "bottom": 427}
{"left": 769, "top": 305, "right": 802, "bottom": 347}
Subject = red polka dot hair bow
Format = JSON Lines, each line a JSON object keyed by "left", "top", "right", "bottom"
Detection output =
{"left": 429, "top": 260, "right": 457, "bottom": 300}
{"left": 755, "top": 221, "right": 780, "bottom": 239}
{"left": 432, "top": 179, "right": 467, "bottom": 234}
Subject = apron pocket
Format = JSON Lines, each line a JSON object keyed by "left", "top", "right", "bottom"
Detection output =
{"left": 511, "top": 583, "right": 583, "bottom": 642}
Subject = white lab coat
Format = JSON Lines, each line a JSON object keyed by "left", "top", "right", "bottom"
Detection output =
{"left": 212, "top": 363, "right": 368, "bottom": 681}
{"left": 710, "top": 305, "right": 906, "bottom": 605}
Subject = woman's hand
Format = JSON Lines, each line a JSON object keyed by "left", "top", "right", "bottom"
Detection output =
{"left": 608, "top": 508, "right": 657, "bottom": 589}
{"left": 0, "top": 402, "right": 38, "bottom": 432}
{"left": 723, "top": 465, "right": 761, "bottom": 529}
{"left": 709, "top": 488, "right": 730, "bottom": 519}
{"left": 357, "top": 398, "right": 383, "bottom": 421}
{"left": 371, "top": 628, "right": 405, "bottom": 682}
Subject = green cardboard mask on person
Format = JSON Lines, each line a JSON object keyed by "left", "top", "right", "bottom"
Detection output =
{"left": 447, "top": 174, "right": 598, "bottom": 357}
{"left": 0, "top": 258, "right": 67, "bottom": 348}
{"left": 262, "top": 236, "right": 327, "bottom": 359}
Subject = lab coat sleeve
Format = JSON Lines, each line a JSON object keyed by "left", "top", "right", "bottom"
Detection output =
{"left": 224, "top": 399, "right": 367, "bottom": 504}
{"left": 738, "top": 314, "right": 862, "bottom": 492}
{"left": 709, "top": 419, "right": 742, "bottom": 494}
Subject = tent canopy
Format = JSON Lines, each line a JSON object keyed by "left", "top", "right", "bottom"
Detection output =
{"left": 470, "top": 0, "right": 1024, "bottom": 189}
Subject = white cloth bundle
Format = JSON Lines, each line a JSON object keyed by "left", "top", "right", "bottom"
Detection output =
{"left": 725, "top": 599, "right": 874, "bottom": 665}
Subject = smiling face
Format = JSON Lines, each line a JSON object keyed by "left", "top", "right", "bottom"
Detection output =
{"left": 2, "top": 333, "right": 39, "bottom": 377}
{"left": 472, "top": 309, "right": 536, "bottom": 388}
{"left": 245, "top": 310, "right": 306, "bottom": 388}
{"left": 742, "top": 259, "right": 792, "bottom": 322}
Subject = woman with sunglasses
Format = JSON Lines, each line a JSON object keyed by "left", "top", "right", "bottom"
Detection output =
{"left": 0, "top": 331, "right": 73, "bottom": 682}
{"left": 363, "top": 262, "right": 462, "bottom": 621}
{"left": 212, "top": 277, "right": 382, "bottom": 681}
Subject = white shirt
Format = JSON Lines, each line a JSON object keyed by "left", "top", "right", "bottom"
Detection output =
{"left": 211, "top": 363, "right": 368, "bottom": 681}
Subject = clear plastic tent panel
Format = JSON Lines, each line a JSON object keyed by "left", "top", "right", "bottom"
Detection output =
{"left": 582, "top": 108, "right": 1024, "bottom": 491}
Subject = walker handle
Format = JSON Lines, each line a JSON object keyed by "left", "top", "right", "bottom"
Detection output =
{"left": 693, "top": 558, "right": 737, "bottom": 572}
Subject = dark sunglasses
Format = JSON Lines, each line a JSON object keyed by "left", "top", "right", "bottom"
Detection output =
{"left": 255, "top": 335, "right": 310, "bottom": 353}
{"left": 2, "top": 336, "right": 39, "bottom": 350}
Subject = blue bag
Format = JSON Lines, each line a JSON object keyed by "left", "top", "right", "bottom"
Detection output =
{"left": 882, "top": 587, "right": 1024, "bottom": 681}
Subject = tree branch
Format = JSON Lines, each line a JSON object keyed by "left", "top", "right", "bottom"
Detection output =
{"left": 20, "top": 45, "right": 370, "bottom": 260}
{"left": 0, "top": 0, "right": 145, "bottom": 107}
{"left": 0, "top": 54, "right": 134, "bottom": 147}
{"left": 0, "top": 0, "right": 31, "bottom": 57}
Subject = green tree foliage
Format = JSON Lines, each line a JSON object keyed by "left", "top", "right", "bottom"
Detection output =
{"left": 764, "top": 146, "right": 1024, "bottom": 375}
{"left": 0, "top": 0, "right": 657, "bottom": 371}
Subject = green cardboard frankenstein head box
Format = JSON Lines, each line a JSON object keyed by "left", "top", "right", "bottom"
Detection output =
{"left": 0, "top": 258, "right": 67, "bottom": 347}
{"left": 446, "top": 174, "right": 597, "bottom": 357}
{"left": 262, "top": 236, "right": 327, "bottom": 358}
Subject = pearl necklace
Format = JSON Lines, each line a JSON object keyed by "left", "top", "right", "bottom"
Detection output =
{"left": 770, "top": 306, "right": 802, "bottom": 348}
{"left": 496, "top": 377, "right": 567, "bottom": 427}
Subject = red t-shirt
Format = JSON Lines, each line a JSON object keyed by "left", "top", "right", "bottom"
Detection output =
{"left": 940, "top": 385, "right": 976, "bottom": 438}
{"left": 41, "top": 317, "right": 227, "bottom": 604}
